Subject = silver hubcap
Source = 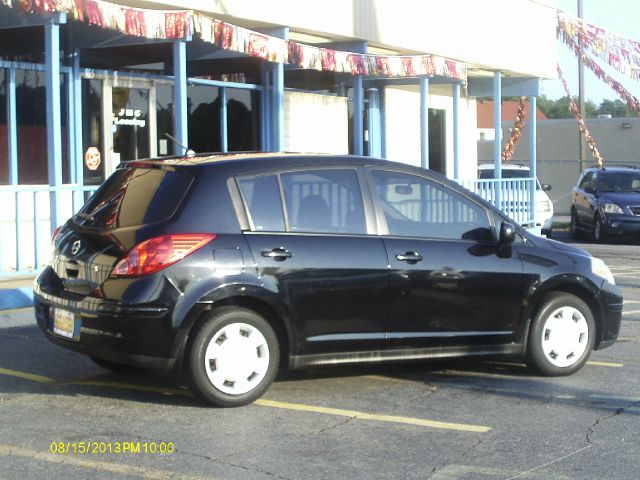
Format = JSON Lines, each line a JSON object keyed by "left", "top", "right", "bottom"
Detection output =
{"left": 204, "top": 322, "right": 270, "bottom": 395}
{"left": 541, "top": 306, "right": 589, "bottom": 368}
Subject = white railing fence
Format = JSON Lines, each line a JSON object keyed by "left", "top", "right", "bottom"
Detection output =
{"left": 456, "top": 177, "right": 536, "bottom": 228}
{"left": 0, "top": 184, "right": 98, "bottom": 276}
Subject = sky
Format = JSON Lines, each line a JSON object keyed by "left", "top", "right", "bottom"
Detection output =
{"left": 540, "top": 0, "right": 640, "bottom": 105}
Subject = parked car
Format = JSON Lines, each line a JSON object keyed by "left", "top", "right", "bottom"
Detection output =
{"left": 571, "top": 166, "right": 640, "bottom": 242}
{"left": 34, "top": 154, "right": 622, "bottom": 407}
{"left": 477, "top": 163, "right": 554, "bottom": 236}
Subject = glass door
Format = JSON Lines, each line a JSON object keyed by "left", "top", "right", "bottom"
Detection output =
{"left": 111, "top": 86, "right": 150, "bottom": 164}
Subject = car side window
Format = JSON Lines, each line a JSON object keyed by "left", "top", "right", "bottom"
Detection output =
{"left": 578, "top": 172, "right": 594, "bottom": 191}
{"left": 281, "top": 169, "right": 366, "bottom": 234}
{"left": 238, "top": 175, "right": 285, "bottom": 231}
{"left": 371, "top": 170, "right": 492, "bottom": 240}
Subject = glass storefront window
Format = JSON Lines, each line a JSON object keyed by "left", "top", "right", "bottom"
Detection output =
{"left": 16, "top": 70, "right": 69, "bottom": 184}
{"left": 188, "top": 84, "right": 220, "bottom": 154}
{"left": 156, "top": 83, "right": 173, "bottom": 156}
{"left": 227, "top": 89, "right": 260, "bottom": 152}
{"left": 82, "top": 78, "right": 104, "bottom": 185}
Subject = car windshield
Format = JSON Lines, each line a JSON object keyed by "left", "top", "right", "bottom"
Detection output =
{"left": 598, "top": 172, "right": 640, "bottom": 193}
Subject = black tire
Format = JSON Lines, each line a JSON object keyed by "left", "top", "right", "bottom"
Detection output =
{"left": 90, "top": 356, "right": 140, "bottom": 373}
{"left": 526, "top": 293, "right": 595, "bottom": 376}
{"left": 187, "top": 307, "right": 279, "bottom": 407}
{"left": 570, "top": 209, "right": 581, "bottom": 239}
{"left": 593, "top": 215, "right": 606, "bottom": 243}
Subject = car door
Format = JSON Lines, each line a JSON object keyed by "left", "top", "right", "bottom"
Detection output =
{"left": 237, "top": 167, "right": 389, "bottom": 356}
{"left": 368, "top": 168, "right": 529, "bottom": 349}
{"left": 574, "top": 171, "right": 596, "bottom": 227}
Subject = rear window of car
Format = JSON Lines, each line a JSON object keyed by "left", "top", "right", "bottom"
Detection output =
{"left": 74, "top": 166, "right": 194, "bottom": 228}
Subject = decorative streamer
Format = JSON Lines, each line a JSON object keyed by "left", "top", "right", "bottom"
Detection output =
{"left": 557, "top": 64, "right": 604, "bottom": 167}
{"left": 10, "top": 0, "right": 467, "bottom": 80}
{"left": 501, "top": 97, "right": 527, "bottom": 162}
{"left": 559, "top": 27, "right": 640, "bottom": 115}
{"left": 557, "top": 11, "right": 640, "bottom": 82}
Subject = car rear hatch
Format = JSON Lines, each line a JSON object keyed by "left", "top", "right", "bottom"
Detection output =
{"left": 47, "top": 163, "right": 195, "bottom": 299}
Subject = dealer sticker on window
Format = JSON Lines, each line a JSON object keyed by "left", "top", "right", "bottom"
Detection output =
{"left": 52, "top": 308, "right": 79, "bottom": 341}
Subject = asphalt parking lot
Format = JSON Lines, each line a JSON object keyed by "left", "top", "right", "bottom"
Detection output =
{"left": 1, "top": 232, "right": 639, "bottom": 480}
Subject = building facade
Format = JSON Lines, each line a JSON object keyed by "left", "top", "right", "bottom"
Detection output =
{"left": 0, "top": 0, "right": 557, "bottom": 274}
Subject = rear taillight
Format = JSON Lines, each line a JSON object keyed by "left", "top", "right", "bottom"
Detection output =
{"left": 110, "top": 234, "right": 216, "bottom": 277}
{"left": 52, "top": 226, "right": 61, "bottom": 241}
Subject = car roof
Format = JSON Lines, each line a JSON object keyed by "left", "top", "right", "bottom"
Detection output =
{"left": 121, "top": 152, "right": 424, "bottom": 172}
{"left": 477, "top": 163, "right": 529, "bottom": 171}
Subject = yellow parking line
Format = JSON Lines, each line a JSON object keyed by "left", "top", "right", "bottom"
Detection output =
{"left": 1, "top": 368, "right": 490, "bottom": 432}
{"left": 586, "top": 361, "right": 624, "bottom": 368}
{"left": 0, "top": 367, "right": 55, "bottom": 384}
{"left": 254, "top": 398, "right": 491, "bottom": 433}
{"left": 0, "top": 443, "right": 212, "bottom": 480}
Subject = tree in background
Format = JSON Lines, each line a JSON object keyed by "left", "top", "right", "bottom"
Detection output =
{"left": 537, "top": 95, "right": 635, "bottom": 119}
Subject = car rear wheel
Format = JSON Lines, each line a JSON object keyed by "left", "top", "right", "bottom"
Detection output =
{"left": 526, "top": 293, "right": 595, "bottom": 376}
{"left": 187, "top": 307, "right": 279, "bottom": 407}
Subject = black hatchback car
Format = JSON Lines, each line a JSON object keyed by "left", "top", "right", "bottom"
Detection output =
{"left": 571, "top": 166, "right": 640, "bottom": 242}
{"left": 34, "top": 154, "right": 623, "bottom": 407}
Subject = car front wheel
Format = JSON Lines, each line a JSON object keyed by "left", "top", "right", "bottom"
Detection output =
{"left": 187, "top": 307, "right": 279, "bottom": 407}
{"left": 593, "top": 215, "right": 607, "bottom": 243}
{"left": 570, "top": 209, "right": 580, "bottom": 239}
{"left": 526, "top": 293, "right": 595, "bottom": 376}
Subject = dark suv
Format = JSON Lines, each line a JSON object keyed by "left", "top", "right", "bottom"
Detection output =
{"left": 34, "top": 154, "right": 623, "bottom": 407}
{"left": 571, "top": 166, "right": 640, "bottom": 242}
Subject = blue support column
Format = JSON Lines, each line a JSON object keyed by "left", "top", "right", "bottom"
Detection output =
{"left": 265, "top": 27, "right": 288, "bottom": 152}
{"left": 379, "top": 87, "right": 387, "bottom": 159}
{"left": 493, "top": 71, "right": 502, "bottom": 210}
{"left": 45, "top": 14, "right": 66, "bottom": 233}
{"left": 452, "top": 82, "right": 460, "bottom": 179}
{"left": 72, "top": 50, "right": 84, "bottom": 212}
{"left": 173, "top": 39, "right": 189, "bottom": 155}
{"left": 353, "top": 75, "right": 364, "bottom": 156}
{"left": 272, "top": 61, "right": 285, "bottom": 151}
{"left": 260, "top": 64, "right": 271, "bottom": 151}
{"left": 220, "top": 87, "right": 228, "bottom": 153}
{"left": 66, "top": 72, "right": 76, "bottom": 184}
{"left": 529, "top": 95, "right": 538, "bottom": 226}
{"left": 366, "top": 88, "right": 381, "bottom": 157}
{"left": 7, "top": 67, "right": 17, "bottom": 185}
{"left": 420, "top": 76, "right": 430, "bottom": 170}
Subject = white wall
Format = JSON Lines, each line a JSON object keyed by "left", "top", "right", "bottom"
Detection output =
{"left": 283, "top": 91, "right": 349, "bottom": 154}
{"left": 384, "top": 85, "right": 478, "bottom": 178}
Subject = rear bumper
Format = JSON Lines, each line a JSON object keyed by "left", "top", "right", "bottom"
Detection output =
{"left": 34, "top": 293, "right": 180, "bottom": 371}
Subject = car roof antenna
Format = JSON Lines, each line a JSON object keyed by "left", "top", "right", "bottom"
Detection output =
{"left": 165, "top": 133, "right": 196, "bottom": 157}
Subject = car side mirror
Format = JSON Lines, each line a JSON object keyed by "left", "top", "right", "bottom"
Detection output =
{"left": 541, "top": 183, "right": 552, "bottom": 192}
{"left": 499, "top": 222, "right": 516, "bottom": 246}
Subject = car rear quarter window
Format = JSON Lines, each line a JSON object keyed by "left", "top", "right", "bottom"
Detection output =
{"left": 75, "top": 166, "right": 193, "bottom": 228}
{"left": 372, "top": 170, "right": 491, "bottom": 240}
{"left": 238, "top": 175, "right": 285, "bottom": 231}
